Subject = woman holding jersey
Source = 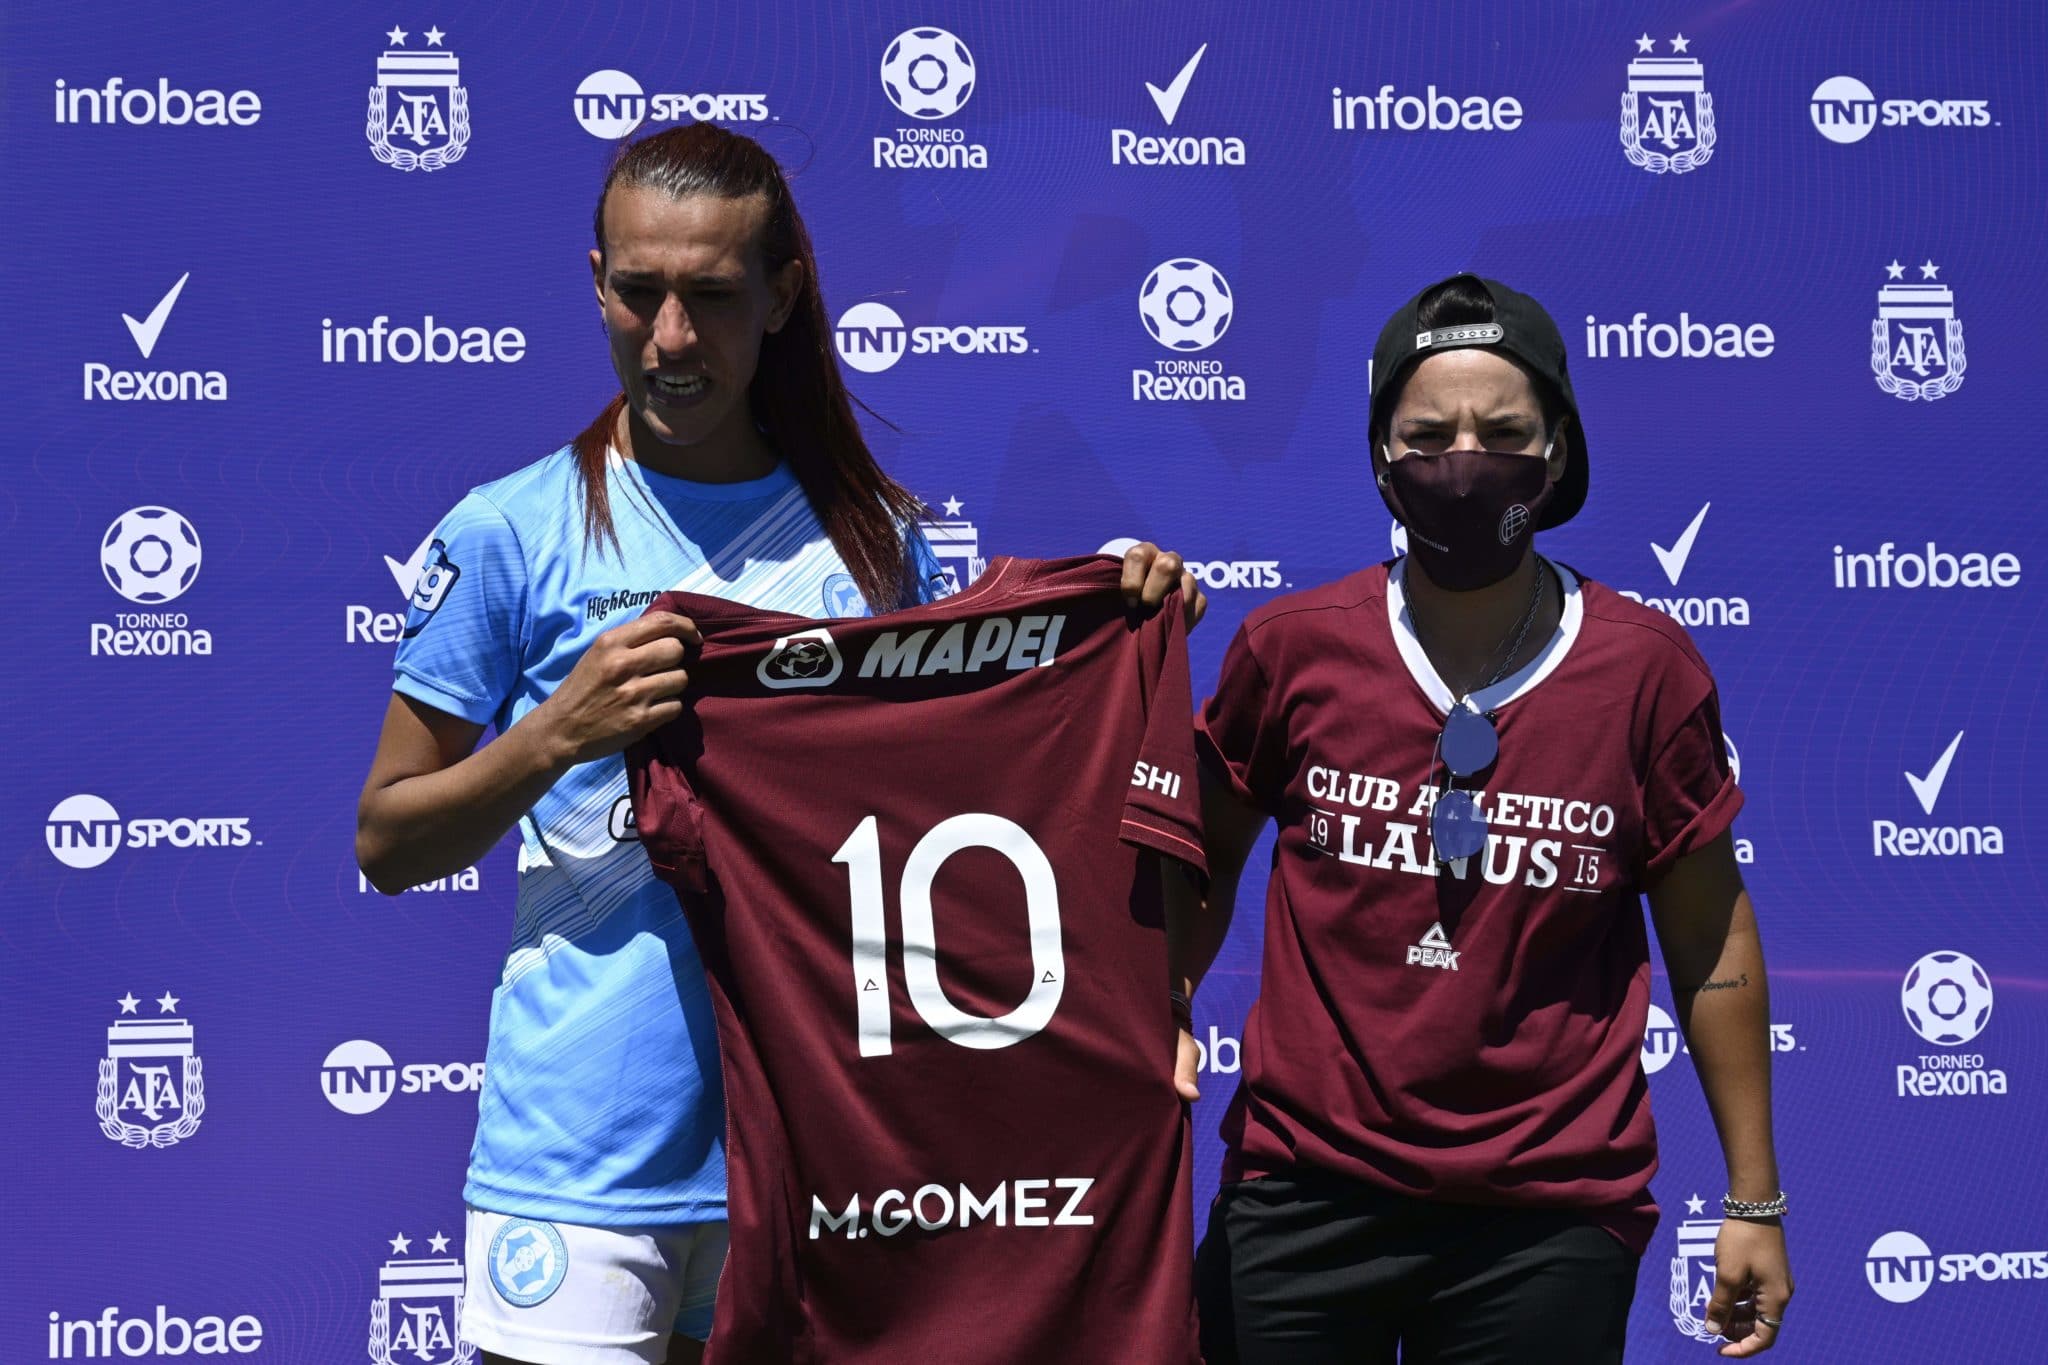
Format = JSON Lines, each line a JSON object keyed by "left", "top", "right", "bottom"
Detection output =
{"left": 1175, "top": 274, "right": 1792, "bottom": 1363}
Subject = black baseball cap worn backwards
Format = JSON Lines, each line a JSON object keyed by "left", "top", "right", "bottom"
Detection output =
{"left": 1369, "top": 273, "right": 1589, "bottom": 530}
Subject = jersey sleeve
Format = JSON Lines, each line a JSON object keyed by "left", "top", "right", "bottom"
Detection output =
{"left": 1640, "top": 675, "right": 1744, "bottom": 884}
{"left": 906, "top": 524, "right": 955, "bottom": 604}
{"left": 1195, "top": 621, "right": 1285, "bottom": 815}
{"left": 390, "top": 492, "right": 529, "bottom": 728}
{"left": 624, "top": 721, "right": 710, "bottom": 896}
{"left": 1120, "top": 593, "right": 1208, "bottom": 877}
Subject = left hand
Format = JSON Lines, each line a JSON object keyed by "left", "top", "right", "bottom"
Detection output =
{"left": 1705, "top": 1217, "right": 1793, "bottom": 1356}
{"left": 1119, "top": 543, "right": 1207, "bottom": 632}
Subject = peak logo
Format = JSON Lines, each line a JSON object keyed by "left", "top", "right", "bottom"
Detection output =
{"left": 1875, "top": 732, "right": 2002, "bottom": 858}
{"left": 85, "top": 272, "right": 226, "bottom": 402}
{"left": 53, "top": 77, "right": 260, "bottom": 126}
{"left": 1583, "top": 313, "right": 1773, "bottom": 359}
{"left": 833, "top": 301, "right": 1030, "bottom": 375}
{"left": 322, "top": 316, "right": 525, "bottom": 364}
{"left": 876, "top": 28, "right": 987, "bottom": 168}
{"left": 46, "top": 1306, "right": 262, "bottom": 1358}
{"left": 572, "top": 69, "right": 770, "bottom": 138}
{"left": 368, "top": 27, "right": 468, "bottom": 171}
{"left": 1134, "top": 260, "right": 1247, "bottom": 402}
{"left": 1620, "top": 36, "right": 1713, "bottom": 174}
{"left": 1113, "top": 44, "right": 1246, "bottom": 166}
{"left": 47, "top": 795, "right": 254, "bottom": 869}
{"left": 1331, "top": 84, "right": 1522, "bottom": 132}
{"left": 94, "top": 506, "right": 214, "bottom": 657}
{"left": 321, "top": 1040, "right": 485, "bottom": 1116}
{"left": 1812, "top": 77, "right": 1993, "bottom": 146}
{"left": 1618, "top": 503, "right": 1751, "bottom": 626}
{"left": 1097, "top": 539, "right": 1283, "bottom": 592}
{"left": 1867, "top": 1230, "right": 2045, "bottom": 1304}
{"left": 1874, "top": 260, "right": 1965, "bottom": 400}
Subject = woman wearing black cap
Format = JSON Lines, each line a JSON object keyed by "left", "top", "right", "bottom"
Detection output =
{"left": 1173, "top": 274, "right": 1792, "bottom": 1362}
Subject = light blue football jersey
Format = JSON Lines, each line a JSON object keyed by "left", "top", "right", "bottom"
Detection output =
{"left": 392, "top": 445, "right": 948, "bottom": 1224}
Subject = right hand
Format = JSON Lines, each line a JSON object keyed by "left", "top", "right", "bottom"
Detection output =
{"left": 532, "top": 612, "right": 701, "bottom": 766}
{"left": 1175, "top": 1027, "right": 1202, "bottom": 1102}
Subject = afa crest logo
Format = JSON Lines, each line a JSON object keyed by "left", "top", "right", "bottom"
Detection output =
{"left": 1668, "top": 1199, "right": 1724, "bottom": 1342}
{"left": 1621, "top": 36, "right": 1714, "bottom": 174}
{"left": 1875, "top": 260, "right": 1965, "bottom": 401}
{"left": 98, "top": 991, "right": 204, "bottom": 1148}
{"left": 369, "top": 1231, "right": 473, "bottom": 1365}
{"left": 367, "top": 27, "right": 469, "bottom": 172}
{"left": 919, "top": 496, "right": 987, "bottom": 597}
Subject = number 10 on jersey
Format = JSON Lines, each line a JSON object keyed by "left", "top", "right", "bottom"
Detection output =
{"left": 833, "top": 813, "right": 1067, "bottom": 1056}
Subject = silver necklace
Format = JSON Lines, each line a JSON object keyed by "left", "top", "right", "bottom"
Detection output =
{"left": 1413, "top": 558, "right": 1551, "bottom": 704}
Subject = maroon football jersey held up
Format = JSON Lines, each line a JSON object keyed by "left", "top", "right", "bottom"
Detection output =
{"left": 626, "top": 556, "right": 1206, "bottom": 1364}
{"left": 1197, "top": 559, "right": 1742, "bottom": 1256}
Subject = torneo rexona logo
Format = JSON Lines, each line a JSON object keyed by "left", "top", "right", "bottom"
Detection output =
{"left": 102, "top": 507, "right": 202, "bottom": 604}
{"left": 1139, "top": 259, "right": 1233, "bottom": 352}
{"left": 880, "top": 28, "right": 976, "bottom": 119}
{"left": 489, "top": 1219, "right": 568, "bottom": 1307}
{"left": 367, "top": 26, "right": 469, "bottom": 171}
{"left": 758, "top": 629, "right": 844, "bottom": 690}
{"left": 1874, "top": 260, "right": 1965, "bottom": 401}
{"left": 1620, "top": 34, "right": 1714, "bottom": 173}
{"left": 1901, "top": 951, "right": 1993, "bottom": 1046}
{"left": 99, "top": 990, "right": 204, "bottom": 1149}
{"left": 370, "top": 1231, "right": 471, "bottom": 1364}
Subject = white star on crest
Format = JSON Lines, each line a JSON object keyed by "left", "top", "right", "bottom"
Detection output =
{"left": 1686, "top": 1194, "right": 1707, "bottom": 1215}
{"left": 425, "top": 26, "right": 446, "bottom": 46}
{"left": 385, "top": 25, "right": 408, "bottom": 45}
{"left": 1635, "top": 33, "right": 1655, "bottom": 53}
{"left": 941, "top": 496, "right": 963, "bottom": 517}
{"left": 389, "top": 1232, "right": 413, "bottom": 1255}
{"left": 1886, "top": 260, "right": 1905, "bottom": 280}
{"left": 1920, "top": 260, "right": 1940, "bottom": 280}
{"left": 156, "top": 991, "right": 180, "bottom": 1013}
{"left": 1671, "top": 34, "right": 1692, "bottom": 54}
{"left": 118, "top": 993, "right": 140, "bottom": 1014}
{"left": 428, "top": 1232, "right": 451, "bottom": 1254}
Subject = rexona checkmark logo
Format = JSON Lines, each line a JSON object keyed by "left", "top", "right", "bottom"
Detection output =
{"left": 1876, "top": 729, "right": 2003, "bottom": 858}
{"left": 1114, "top": 42, "right": 1246, "bottom": 166}
{"left": 1620, "top": 501, "right": 1750, "bottom": 627}
{"left": 346, "top": 534, "right": 434, "bottom": 644}
{"left": 87, "top": 272, "right": 225, "bottom": 402}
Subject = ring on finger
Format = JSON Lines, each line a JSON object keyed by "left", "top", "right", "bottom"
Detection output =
{"left": 1756, "top": 1311, "right": 1783, "bottom": 1329}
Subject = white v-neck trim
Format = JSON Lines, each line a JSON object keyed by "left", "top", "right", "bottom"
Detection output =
{"left": 1387, "top": 556, "right": 1583, "bottom": 717}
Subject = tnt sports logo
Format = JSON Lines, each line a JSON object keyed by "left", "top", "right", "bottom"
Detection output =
{"left": 759, "top": 628, "right": 844, "bottom": 690}
{"left": 53, "top": 77, "right": 261, "bottom": 126}
{"left": 1812, "top": 77, "right": 1993, "bottom": 145}
{"left": 489, "top": 1219, "right": 568, "bottom": 1308}
{"left": 1620, "top": 35, "right": 1714, "bottom": 173}
{"left": 322, "top": 1040, "right": 485, "bottom": 1115}
{"left": 1866, "top": 1231, "right": 2048, "bottom": 1302}
{"left": 46, "top": 794, "right": 254, "bottom": 869}
{"left": 1641, "top": 1003, "right": 1682, "bottom": 1074}
{"left": 1098, "top": 539, "right": 1283, "bottom": 592}
{"left": 833, "top": 301, "right": 1030, "bottom": 374}
{"left": 369, "top": 1232, "right": 471, "bottom": 1365}
{"left": 1668, "top": 1198, "right": 1724, "bottom": 1342}
{"left": 367, "top": 27, "right": 468, "bottom": 171}
{"left": 1902, "top": 951, "right": 1993, "bottom": 1046}
{"left": 1875, "top": 260, "right": 1965, "bottom": 400}
{"left": 98, "top": 991, "right": 204, "bottom": 1149}
{"left": 403, "top": 540, "right": 461, "bottom": 637}
{"left": 572, "top": 69, "right": 771, "bottom": 138}
{"left": 102, "top": 507, "right": 200, "bottom": 604}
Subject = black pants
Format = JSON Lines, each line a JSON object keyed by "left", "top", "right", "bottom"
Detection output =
{"left": 1196, "top": 1173, "right": 1640, "bottom": 1365}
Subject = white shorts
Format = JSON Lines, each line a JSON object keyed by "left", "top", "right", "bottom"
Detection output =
{"left": 459, "top": 1208, "right": 727, "bottom": 1364}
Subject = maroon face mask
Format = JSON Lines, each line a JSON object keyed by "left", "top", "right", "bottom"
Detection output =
{"left": 1379, "top": 447, "right": 1553, "bottom": 591}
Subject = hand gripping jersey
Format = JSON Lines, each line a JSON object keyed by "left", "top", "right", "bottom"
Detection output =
{"left": 626, "top": 556, "right": 1206, "bottom": 1364}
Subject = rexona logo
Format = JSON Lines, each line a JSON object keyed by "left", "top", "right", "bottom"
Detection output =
{"left": 1098, "top": 538, "right": 1285, "bottom": 592}
{"left": 85, "top": 271, "right": 226, "bottom": 402}
{"left": 1643, "top": 1002, "right": 1797, "bottom": 1076}
{"left": 1134, "top": 259, "right": 1247, "bottom": 402}
{"left": 1873, "top": 260, "right": 1965, "bottom": 401}
{"left": 1618, "top": 503, "right": 1750, "bottom": 627}
{"left": 95, "top": 506, "right": 212, "bottom": 656}
{"left": 46, "top": 795, "right": 254, "bottom": 870}
{"left": 572, "top": 69, "right": 770, "bottom": 138}
{"left": 1897, "top": 950, "right": 2007, "bottom": 1097}
{"left": 1331, "top": 84, "right": 1522, "bottom": 132}
{"left": 321, "top": 1039, "right": 485, "bottom": 1115}
{"left": 358, "top": 864, "right": 479, "bottom": 894}
{"left": 367, "top": 27, "right": 468, "bottom": 172}
{"left": 99, "top": 991, "right": 204, "bottom": 1149}
{"left": 875, "top": 27, "right": 987, "bottom": 169}
{"left": 833, "top": 301, "right": 1030, "bottom": 374}
{"left": 1875, "top": 731, "right": 2002, "bottom": 858}
{"left": 1583, "top": 312, "right": 1773, "bottom": 358}
{"left": 53, "top": 77, "right": 261, "bottom": 126}
{"left": 1833, "top": 540, "right": 2019, "bottom": 589}
{"left": 1113, "top": 43, "right": 1245, "bottom": 166}
{"left": 1811, "top": 76, "right": 1993, "bottom": 146}
{"left": 1619, "top": 34, "right": 1714, "bottom": 174}
{"left": 46, "top": 1306, "right": 262, "bottom": 1359}
{"left": 1867, "top": 1230, "right": 2046, "bottom": 1304}
{"left": 367, "top": 1231, "right": 470, "bottom": 1364}
{"left": 323, "top": 316, "right": 526, "bottom": 364}
{"left": 349, "top": 535, "right": 434, "bottom": 643}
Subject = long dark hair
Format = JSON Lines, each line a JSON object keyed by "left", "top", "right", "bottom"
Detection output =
{"left": 575, "top": 123, "right": 924, "bottom": 610}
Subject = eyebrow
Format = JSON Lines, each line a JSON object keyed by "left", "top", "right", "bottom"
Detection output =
{"left": 608, "top": 267, "right": 746, "bottom": 287}
{"left": 1397, "top": 410, "right": 1538, "bottom": 428}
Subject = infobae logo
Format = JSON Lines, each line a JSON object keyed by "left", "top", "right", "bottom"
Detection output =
{"left": 85, "top": 272, "right": 227, "bottom": 402}
{"left": 53, "top": 77, "right": 261, "bottom": 126}
{"left": 323, "top": 316, "right": 526, "bottom": 364}
{"left": 572, "top": 69, "right": 771, "bottom": 138}
{"left": 1112, "top": 44, "right": 1246, "bottom": 166}
{"left": 1583, "top": 313, "right": 1774, "bottom": 359}
{"left": 1834, "top": 541, "right": 2020, "bottom": 590}
{"left": 875, "top": 28, "right": 987, "bottom": 169}
{"left": 1331, "top": 84, "right": 1523, "bottom": 132}
{"left": 833, "top": 301, "right": 1031, "bottom": 374}
{"left": 46, "top": 1306, "right": 262, "bottom": 1359}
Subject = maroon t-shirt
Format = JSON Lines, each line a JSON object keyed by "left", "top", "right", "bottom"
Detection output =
{"left": 1196, "top": 559, "right": 1741, "bottom": 1255}
{"left": 627, "top": 556, "right": 1206, "bottom": 1364}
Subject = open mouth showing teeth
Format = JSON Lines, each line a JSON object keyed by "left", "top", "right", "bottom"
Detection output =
{"left": 649, "top": 374, "right": 708, "bottom": 398}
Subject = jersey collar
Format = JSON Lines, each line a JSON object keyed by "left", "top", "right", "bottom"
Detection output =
{"left": 1386, "top": 556, "right": 1583, "bottom": 716}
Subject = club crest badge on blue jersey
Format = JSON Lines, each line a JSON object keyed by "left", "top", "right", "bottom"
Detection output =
{"left": 488, "top": 1219, "right": 567, "bottom": 1307}
{"left": 822, "top": 572, "right": 867, "bottom": 618}
{"left": 402, "top": 540, "right": 461, "bottom": 638}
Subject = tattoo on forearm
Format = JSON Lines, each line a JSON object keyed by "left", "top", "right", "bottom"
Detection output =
{"left": 1677, "top": 972, "right": 1750, "bottom": 995}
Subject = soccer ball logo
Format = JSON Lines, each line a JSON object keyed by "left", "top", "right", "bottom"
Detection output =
{"left": 1139, "top": 259, "right": 1233, "bottom": 352}
{"left": 101, "top": 507, "right": 202, "bottom": 604}
{"left": 1901, "top": 950, "right": 1993, "bottom": 1046}
{"left": 880, "top": 28, "right": 976, "bottom": 120}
